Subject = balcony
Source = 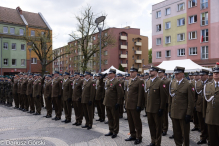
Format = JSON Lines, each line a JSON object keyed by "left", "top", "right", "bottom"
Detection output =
{"left": 120, "top": 45, "right": 127, "bottom": 49}
{"left": 121, "top": 64, "right": 127, "bottom": 68}
{"left": 120, "top": 36, "right": 127, "bottom": 40}
{"left": 135, "top": 42, "right": 142, "bottom": 46}
{"left": 135, "top": 59, "right": 142, "bottom": 63}
{"left": 138, "top": 68, "right": 142, "bottom": 72}
{"left": 120, "top": 54, "right": 127, "bottom": 58}
{"left": 135, "top": 50, "right": 142, "bottom": 55}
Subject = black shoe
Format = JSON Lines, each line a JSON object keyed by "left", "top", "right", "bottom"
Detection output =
{"left": 104, "top": 121, "right": 108, "bottom": 124}
{"left": 125, "top": 136, "right": 136, "bottom": 141}
{"left": 143, "top": 114, "right": 147, "bottom": 117}
{"left": 76, "top": 123, "right": 81, "bottom": 126}
{"left": 134, "top": 139, "right": 142, "bottom": 145}
{"left": 191, "top": 127, "right": 199, "bottom": 131}
{"left": 111, "top": 134, "right": 117, "bottom": 138}
{"left": 46, "top": 115, "right": 52, "bottom": 118}
{"left": 72, "top": 122, "right": 77, "bottom": 125}
{"left": 22, "top": 109, "right": 27, "bottom": 112}
{"left": 87, "top": 126, "right": 92, "bottom": 130}
{"left": 124, "top": 118, "right": 128, "bottom": 120}
{"left": 52, "top": 117, "right": 57, "bottom": 120}
{"left": 197, "top": 140, "right": 207, "bottom": 145}
{"left": 169, "top": 135, "right": 174, "bottom": 139}
{"left": 62, "top": 119, "right": 67, "bottom": 122}
{"left": 65, "top": 120, "right": 71, "bottom": 123}
{"left": 30, "top": 111, "right": 35, "bottom": 114}
{"left": 119, "top": 115, "right": 123, "bottom": 119}
{"left": 105, "top": 132, "right": 113, "bottom": 136}
{"left": 19, "top": 108, "right": 23, "bottom": 110}
{"left": 147, "top": 143, "right": 155, "bottom": 146}
{"left": 55, "top": 117, "right": 61, "bottom": 121}
{"left": 198, "top": 129, "right": 201, "bottom": 132}
{"left": 100, "top": 119, "right": 105, "bottom": 122}
{"left": 33, "top": 113, "right": 41, "bottom": 115}
{"left": 208, "top": 141, "right": 210, "bottom": 146}
{"left": 82, "top": 125, "right": 88, "bottom": 128}
{"left": 162, "top": 132, "right": 167, "bottom": 136}
{"left": 96, "top": 118, "right": 101, "bottom": 121}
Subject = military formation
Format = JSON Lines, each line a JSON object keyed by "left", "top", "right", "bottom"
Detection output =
{"left": 1, "top": 62, "right": 219, "bottom": 146}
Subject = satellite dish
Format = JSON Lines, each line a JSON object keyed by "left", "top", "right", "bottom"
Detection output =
{"left": 95, "top": 16, "right": 106, "bottom": 25}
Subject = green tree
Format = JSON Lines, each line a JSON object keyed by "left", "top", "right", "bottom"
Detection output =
{"left": 148, "top": 48, "right": 152, "bottom": 63}
{"left": 118, "top": 64, "right": 125, "bottom": 72}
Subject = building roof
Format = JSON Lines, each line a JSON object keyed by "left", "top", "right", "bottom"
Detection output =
{"left": 0, "top": 6, "right": 24, "bottom": 25}
{"left": 22, "top": 11, "right": 48, "bottom": 29}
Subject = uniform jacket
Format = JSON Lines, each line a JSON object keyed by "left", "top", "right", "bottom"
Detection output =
{"left": 26, "top": 79, "right": 34, "bottom": 96}
{"left": 169, "top": 78, "right": 194, "bottom": 119}
{"left": 44, "top": 80, "right": 52, "bottom": 98}
{"left": 125, "top": 77, "right": 144, "bottom": 109}
{"left": 12, "top": 80, "right": 18, "bottom": 94}
{"left": 146, "top": 77, "right": 166, "bottom": 113}
{"left": 20, "top": 78, "right": 28, "bottom": 95}
{"left": 72, "top": 78, "right": 83, "bottom": 101}
{"left": 62, "top": 78, "right": 72, "bottom": 101}
{"left": 17, "top": 78, "right": 22, "bottom": 94}
{"left": 95, "top": 78, "right": 105, "bottom": 100}
{"left": 51, "top": 77, "right": 62, "bottom": 98}
{"left": 196, "top": 79, "right": 209, "bottom": 112}
{"left": 81, "top": 79, "right": 95, "bottom": 103}
{"left": 33, "top": 79, "right": 42, "bottom": 97}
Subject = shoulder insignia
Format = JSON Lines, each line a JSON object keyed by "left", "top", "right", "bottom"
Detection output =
{"left": 142, "top": 84, "right": 144, "bottom": 87}
{"left": 163, "top": 84, "right": 166, "bottom": 88}
{"left": 119, "top": 84, "right": 121, "bottom": 86}
{"left": 192, "top": 87, "right": 195, "bottom": 91}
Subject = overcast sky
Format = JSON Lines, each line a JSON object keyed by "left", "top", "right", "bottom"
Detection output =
{"left": 1, "top": 0, "right": 164, "bottom": 50}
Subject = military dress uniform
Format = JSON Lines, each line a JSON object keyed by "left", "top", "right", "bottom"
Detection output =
{"left": 125, "top": 68, "right": 144, "bottom": 144}
{"left": 2, "top": 79, "right": 7, "bottom": 104}
{"left": 118, "top": 75, "right": 125, "bottom": 118}
{"left": 21, "top": 77, "right": 28, "bottom": 111}
{"left": 33, "top": 77, "right": 42, "bottom": 114}
{"left": 203, "top": 64, "right": 219, "bottom": 146}
{"left": 18, "top": 78, "right": 22, "bottom": 109}
{"left": 26, "top": 77, "right": 34, "bottom": 113}
{"left": 44, "top": 77, "right": 52, "bottom": 117}
{"left": 169, "top": 67, "right": 194, "bottom": 146}
{"left": 12, "top": 78, "right": 19, "bottom": 108}
{"left": 145, "top": 67, "right": 166, "bottom": 146}
{"left": 72, "top": 74, "right": 83, "bottom": 125}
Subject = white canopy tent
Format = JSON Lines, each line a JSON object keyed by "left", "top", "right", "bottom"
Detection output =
{"left": 144, "top": 59, "right": 211, "bottom": 73}
{"left": 101, "top": 65, "right": 126, "bottom": 75}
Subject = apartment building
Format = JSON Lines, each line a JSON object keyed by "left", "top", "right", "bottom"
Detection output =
{"left": 152, "top": 0, "right": 219, "bottom": 67}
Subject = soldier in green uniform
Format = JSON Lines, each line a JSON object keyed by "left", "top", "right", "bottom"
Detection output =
{"left": 0, "top": 76, "right": 4, "bottom": 104}
{"left": 3, "top": 76, "right": 8, "bottom": 105}
{"left": 12, "top": 75, "right": 19, "bottom": 109}
{"left": 203, "top": 63, "right": 219, "bottom": 146}
{"left": 124, "top": 73, "right": 131, "bottom": 120}
{"left": 143, "top": 72, "right": 150, "bottom": 117}
{"left": 169, "top": 66, "right": 194, "bottom": 146}
{"left": 43, "top": 75, "right": 52, "bottom": 118}
{"left": 33, "top": 74, "right": 42, "bottom": 115}
{"left": 6, "top": 77, "right": 13, "bottom": 107}
{"left": 117, "top": 73, "right": 125, "bottom": 119}
{"left": 26, "top": 73, "right": 34, "bottom": 113}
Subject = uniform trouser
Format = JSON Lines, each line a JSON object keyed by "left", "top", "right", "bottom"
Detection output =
{"left": 23, "top": 94, "right": 29, "bottom": 110}
{"left": 7, "top": 93, "right": 13, "bottom": 104}
{"left": 106, "top": 106, "right": 119, "bottom": 134}
{"left": 208, "top": 124, "right": 219, "bottom": 146}
{"left": 172, "top": 118, "right": 190, "bottom": 146}
{"left": 34, "top": 96, "right": 42, "bottom": 114}
{"left": 147, "top": 112, "right": 162, "bottom": 146}
{"left": 41, "top": 96, "right": 44, "bottom": 106}
{"left": 193, "top": 108, "right": 199, "bottom": 129}
{"left": 28, "top": 95, "right": 35, "bottom": 112}
{"left": 45, "top": 97, "right": 52, "bottom": 116}
{"left": 18, "top": 93, "right": 21, "bottom": 107}
{"left": 13, "top": 93, "right": 19, "bottom": 107}
{"left": 82, "top": 103, "right": 93, "bottom": 127}
{"left": 127, "top": 109, "right": 142, "bottom": 140}
{"left": 53, "top": 97, "right": 62, "bottom": 118}
{"left": 95, "top": 100, "right": 105, "bottom": 120}
{"left": 63, "top": 100, "right": 72, "bottom": 120}
{"left": 119, "top": 98, "right": 124, "bottom": 117}
{"left": 197, "top": 111, "right": 208, "bottom": 140}
{"left": 72, "top": 101, "right": 83, "bottom": 124}
{"left": 19, "top": 94, "right": 24, "bottom": 109}
{"left": 162, "top": 106, "right": 169, "bottom": 132}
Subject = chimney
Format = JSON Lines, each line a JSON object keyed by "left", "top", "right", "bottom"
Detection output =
{"left": 16, "top": 6, "right": 22, "bottom": 14}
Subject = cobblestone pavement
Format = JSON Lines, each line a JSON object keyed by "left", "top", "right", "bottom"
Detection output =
{"left": 0, "top": 105, "right": 207, "bottom": 146}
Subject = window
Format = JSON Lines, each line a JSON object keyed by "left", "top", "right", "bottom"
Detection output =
{"left": 177, "top": 18, "right": 185, "bottom": 26}
{"left": 189, "top": 15, "right": 197, "bottom": 24}
{"left": 12, "top": 59, "right": 16, "bottom": 66}
{"left": 165, "top": 36, "right": 171, "bottom": 44}
{"left": 165, "top": 50, "right": 171, "bottom": 57}
{"left": 156, "top": 38, "right": 161, "bottom": 45}
{"left": 10, "top": 28, "right": 15, "bottom": 34}
{"left": 189, "top": 0, "right": 197, "bottom": 8}
{"left": 19, "top": 29, "right": 24, "bottom": 35}
{"left": 201, "top": 29, "right": 208, "bottom": 42}
{"left": 201, "top": 12, "right": 208, "bottom": 26}
{"left": 12, "top": 43, "right": 16, "bottom": 50}
{"left": 156, "top": 11, "right": 161, "bottom": 18}
{"left": 3, "top": 42, "right": 8, "bottom": 49}
{"left": 201, "top": 0, "right": 208, "bottom": 10}
{"left": 178, "top": 48, "right": 185, "bottom": 56}
{"left": 126, "top": 51, "right": 128, "bottom": 54}
{"left": 41, "top": 32, "right": 45, "bottom": 36}
{"left": 3, "top": 59, "right": 8, "bottom": 66}
{"left": 189, "top": 31, "right": 197, "bottom": 40}
{"left": 201, "top": 46, "right": 208, "bottom": 59}
{"left": 104, "top": 51, "right": 108, "bottom": 55}
{"left": 178, "top": 3, "right": 185, "bottom": 11}
{"left": 165, "top": 8, "right": 171, "bottom": 15}
{"left": 31, "top": 58, "right": 37, "bottom": 64}
{"left": 121, "top": 60, "right": 123, "bottom": 64}
{"left": 21, "top": 59, "right": 25, "bottom": 66}
{"left": 3, "top": 27, "right": 8, "bottom": 33}
{"left": 31, "top": 30, "right": 35, "bottom": 36}
{"left": 93, "top": 36, "right": 96, "bottom": 40}
{"left": 156, "top": 51, "right": 161, "bottom": 58}
{"left": 104, "top": 60, "right": 108, "bottom": 65}
{"left": 177, "top": 33, "right": 185, "bottom": 41}
{"left": 105, "top": 33, "right": 107, "bottom": 36}
{"left": 189, "top": 47, "right": 197, "bottom": 55}
{"left": 21, "top": 44, "right": 25, "bottom": 50}
{"left": 156, "top": 24, "right": 161, "bottom": 32}
{"left": 165, "top": 22, "right": 171, "bottom": 29}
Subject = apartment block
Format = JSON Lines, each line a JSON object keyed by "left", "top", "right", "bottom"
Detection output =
{"left": 152, "top": 0, "right": 219, "bottom": 67}
{"left": 53, "top": 26, "right": 148, "bottom": 74}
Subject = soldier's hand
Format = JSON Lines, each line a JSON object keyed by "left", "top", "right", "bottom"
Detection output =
{"left": 78, "top": 98, "right": 81, "bottom": 102}
{"left": 115, "top": 104, "right": 119, "bottom": 110}
{"left": 88, "top": 101, "right": 92, "bottom": 106}
{"left": 158, "top": 109, "right": 163, "bottom": 117}
{"left": 185, "top": 115, "right": 191, "bottom": 124}
{"left": 58, "top": 95, "right": 62, "bottom": 99}
{"left": 67, "top": 98, "right": 72, "bottom": 102}
{"left": 48, "top": 96, "right": 51, "bottom": 100}
{"left": 136, "top": 106, "right": 141, "bottom": 112}
{"left": 36, "top": 95, "right": 40, "bottom": 99}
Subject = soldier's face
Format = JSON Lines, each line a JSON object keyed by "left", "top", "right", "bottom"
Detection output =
{"left": 85, "top": 75, "right": 90, "bottom": 80}
{"left": 150, "top": 71, "right": 157, "bottom": 78}
{"left": 195, "top": 75, "right": 200, "bottom": 80}
{"left": 201, "top": 75, "right": 208, "bottom": 81}
{"left": 130, "top": 71, "right": 137, "bottom": 78}
{"left": 208, "top": 76, "right": 213, "bottom": 80}
{"left": 213, "top": 72, "right": 219, "bottom": 81}
{"left": 108, "top": 73, "right": 115, "bottom": 79}
{"left": 175, "top": 73, "right": 184, "bottom": 80}
{"left": 158, "top": 72, "right": 164, "bottom": 78}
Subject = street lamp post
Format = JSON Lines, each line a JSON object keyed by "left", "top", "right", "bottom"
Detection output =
{"left": 95, "top": 16, "right": 106, "bottom": 73}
